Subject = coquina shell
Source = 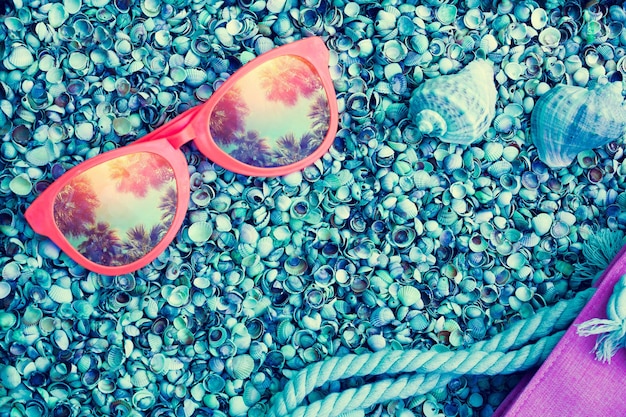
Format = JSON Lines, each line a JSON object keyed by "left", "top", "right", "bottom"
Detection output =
{"left": 408, "top": 60, "right": 497, "bottom": 145}
{"left": 530, "top": 82, "right": 626, "bottom": 168}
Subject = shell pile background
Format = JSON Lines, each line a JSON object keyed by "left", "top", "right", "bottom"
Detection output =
{"left": 2, "top": 0, "right": 626, "bottom": 417}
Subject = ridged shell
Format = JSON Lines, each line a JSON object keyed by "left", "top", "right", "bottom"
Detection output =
{"left": 530, "top": 82, "right": 626, "bottom": 168}
{"left": 227, "top": 354, "right": 255, "bottom": 380}
{"left": 409, "top": 60, "right": 497, "bottom": 145}
{"left": 131, "top": 370, "right": 150, "bottom": 388}
{"left": 370, "top": 307, "right": 395, "bottom": 327}
{"left": 48, "top": 284, "right": 73, "bottom": 304}
{"left": 7, "top": 45, "right": 35, "bottom": 69}
{"left": 188, "top": 222, "right": 213, "bottom": 243}
{"left": 397, "top": 286, "right": 423, "bottom": 308}
{"left": 22, "top": 305, "right": 43, "bottom": 326}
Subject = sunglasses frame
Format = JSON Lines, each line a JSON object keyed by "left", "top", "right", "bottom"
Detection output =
{"left": 24, "top": 37, "right": 338, "bottom": 275}
{"left": 134, "top": 36, "right": 339, "bottom": 177}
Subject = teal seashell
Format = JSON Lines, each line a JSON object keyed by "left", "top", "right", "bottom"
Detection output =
{"left": 436, "top": 4, "right": 457, "bottom": 25}
{"left": 374, "top": 9, "right": 397, "bottom": 33}
{"left": 25, "top": 144, "right": 55, "bottom": 167}
{"left": 256, "top": 236, "right": 274, "bottom": 259}
{"left": 5, "top": 17, "right": 23, "bottom": 32}
{"left": 397, "top": 285, "right": 423, "bottom": 309}
{"left": 394, "top": 198, "right": 418, "bottom": 219}
{"left": 409, "top": 312, "right": 431, "bottom": 332}
{"left": 437, "top": 206, "right": 458, "bottom": 226}
{"left": 442, "top": 153, "right": 463, "bottom": 173}
{"left": 0, "top": 282, "right": 11, "bottom": 300}
{"left": 367, "top": 334, "right": 387, "bottom": 351}
{"left": 0, "top": 365, "right": 21, "bottom": 390}
{"left": 243, "top": 382, "right": 262, "bottom": 407}
{"left": 370, "top": 307, "right": 395, "bottom": 327}
{"left": 132, "top": 389, "right": 156, "bottom": 411}
{"left": 9, "top": 173, "right": 32, "bottom": 196}
{"left": 466, "top": 317, "right": 487, "bottom": 340}
{"left": 97, "top": 377, "right": 116, "bottom": 394}
{"left": 2, "top": 261, "right": 20, "bottom": 280}
{"left": 411, "top": 34, "right": 429, "bottom": 54}
{"left": 177, "top": 327, "right": 194, "bottom": 345}
{"left": 386, "top": 102, "right": 409, "bottom": 123}
{"left": 381, "top": 40, "right": 408, "bottom": 63}
{"left": 164, "top": 285, "right": 190, "bottom": 308}
{"left": 493, "top": 113, "right": 517, "bottom": 134}
{"left": 487, "top": 160, "right": 513, "bottom": 178}
{"left": 253, "top": 36, "right": 274, "bottom": 55}
{"left": 313, "top": 265, "right": 335, "bottom": 287}
{"left": 480, "top": 284, "right": 500, "bottom": 304}
{"left": 538, "top": 26, "right": 561, "bottom": 48}
{"left": 226, "top": 354, "right": 255, "bottom": 380}
{"left": 239, "top": 223, "right": 260, "bottom": 246}
{"left": 550, "top": 220, "right": 570, "bottom": 239}
{"left": 531, "top": 82, "right": 626, "bottom": 168}
{"left": 413, "top": 170, "right": 436, "bottom": 188}
{"left": 351, "top": 275, "right": 370, "bottom": 293}
{"left": 463, "top": 8, "right": 484, "bottom": 29}
{"left": 284, "top": 256, "right": 308, "bottom": 275}
{"left": 48, "top": 3, "right": 69, "bottom": 28}
{"left": 130, "top": 369, "right": 151, "bottom": 388}
{"left": 204, "top": 373, "right": 226, "bottom": 393}
{"left": 389, "top": 225, "right": 416, "bottom": 249}
{"left": 409, "top": 60, "right": 497, "bottom": 145}
{"left": 208, "top": 326, "right": 228, "bottom": 348}
{"left": 483, "top": 141, "right": 504, "bottom": 162}
{"left": 229, "top": 396, "right": 249, "bottom": 417}
{"left": 531, "top": 212, "right": 553, "bottom": 236}
{"left": 187, "top": 222, "right": 213, "bottom": 244}
{"left": 22, "top": 305, "right": 43, "bottom": 326}
{"left": 106, "top": 345, "right": 125, "bottom": 369}
{"left": 52, "top": 329, "right": 70, "bottom": 350}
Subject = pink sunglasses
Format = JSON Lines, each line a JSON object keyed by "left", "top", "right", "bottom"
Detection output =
{"left": 25, "top": 37, "right": 338, "bottom": 275}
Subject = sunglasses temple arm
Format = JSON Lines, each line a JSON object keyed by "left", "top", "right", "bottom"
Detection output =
{"left": 133, "top": 107, "right": 200, "bottom": 148}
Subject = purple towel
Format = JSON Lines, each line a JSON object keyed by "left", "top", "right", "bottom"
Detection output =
{"left": 494, "top": 245, "right": 626, "bottom": 417}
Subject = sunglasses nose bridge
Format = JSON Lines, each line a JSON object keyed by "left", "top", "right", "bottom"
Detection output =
{"left": 133, "top": 107, "right": 200, "bottom": 148}
{"left": 167, "top": 121, "right": 197, "bottom": 151}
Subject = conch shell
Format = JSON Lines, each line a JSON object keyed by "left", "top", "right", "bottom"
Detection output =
{"left": 530, "top": 82, "right": 626, "bottom": 168}
{"left": 408, "top": 60, "right": 497, "bottom": 145}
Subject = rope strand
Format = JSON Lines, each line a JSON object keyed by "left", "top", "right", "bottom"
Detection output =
{"left": 288, "top": 332, "right": 563, "bottom": 417}
{"left": 267, "top": 288, "right": 595, "bottom": 417}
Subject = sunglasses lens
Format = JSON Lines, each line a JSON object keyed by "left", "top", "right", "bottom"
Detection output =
{"left": 210, "top": 55, "right": 331, "bottom": 168}
{"left": 53, "top": 152, "right": 178, "bottom": 267}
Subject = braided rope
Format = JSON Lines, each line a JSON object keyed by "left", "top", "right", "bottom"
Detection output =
{"left": 471, "top": 287, "right": 594, "bottom": 352}
{"left": 267, "top": 288, "right": 595, "bottom": 417}
{"left": 289, "top": 332, "right": 563, "bottom": 417}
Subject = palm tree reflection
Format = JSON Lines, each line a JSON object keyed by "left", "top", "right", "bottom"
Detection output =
{"left": 259, "top": 57, "right": 320, "bottom": 106}
{"left": 230, "top": 131, "right": 272, "bottom": 167}
{"left": 272, "top": 132, "right": 323, "bottom": 166}
{"left": 123, "top": 224, "right": 167, "bottom": 261}
{"left": 211, "top": 87, "right": 250, "bottom": 145}
{"left": 212, "top": 56, "right": 331, "bottom": 168}
{"left": 55, "top": 152, "right": 177, "bottom": 267}
{"left": 77, "top": 222, "right": 123, "bottom": 265}
{"left": 54, "top": 177, "right": 100, "bottom": 237}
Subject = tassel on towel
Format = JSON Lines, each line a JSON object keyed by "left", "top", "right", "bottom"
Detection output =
{"left": 577, "top": 275, "right": 626, "bottom": 363}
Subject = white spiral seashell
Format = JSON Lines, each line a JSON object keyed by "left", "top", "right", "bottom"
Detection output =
{"left": 409, "top": 60, "right": 497, "bottom": 145}
{"left": 530, "top": 82, "right": 626, "bottom": 168}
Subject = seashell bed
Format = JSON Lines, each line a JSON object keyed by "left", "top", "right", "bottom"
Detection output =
{"left": 3, "top": 0, "right": 626, "bottom": 416}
